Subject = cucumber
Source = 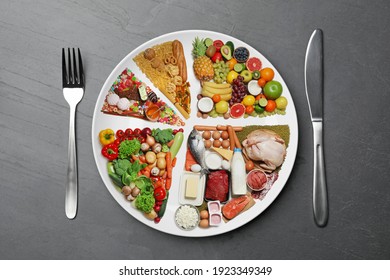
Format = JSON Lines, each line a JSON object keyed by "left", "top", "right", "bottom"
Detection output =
{"left": 107, "top": 162, "right": 124, "bottom": 188}
{"left": 169, "top": 132, "right": 184, "bottom": 158}
{"left": 158, "top": 192, "right": 169, "bottom": 218}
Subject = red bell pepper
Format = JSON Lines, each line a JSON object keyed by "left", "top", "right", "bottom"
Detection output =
{"left": 101, "top": 143, "right": 118, "bottom": 161}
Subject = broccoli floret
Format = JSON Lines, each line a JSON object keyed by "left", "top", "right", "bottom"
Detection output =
{"left": 152, "top": 128, "right": 173, "bottom": 144}
{"left": 118, "top": 139, "right": 141, "bottom": 159}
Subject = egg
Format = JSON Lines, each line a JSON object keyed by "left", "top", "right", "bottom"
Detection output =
{"left": 202, "top": 131, "right": 211, "bottom": 140}
{"left": 221, "top": 139, "right": 230, "bottom": 149}
{"left": 212, "top": 131, "right": 221, "bottom": 140}
{"left": 199, "top": 219, "right": 209, "bottom": 228}
{"left": 213, "top": 140, "right": 222, "bottom": 148}
{"left": 221, "top": 131, "right": 229, "bottom": 140}
{"left": 204, "top": 140, "right": 212, "bottom": 148}
{"left": 200, "top": 210, "right": 209, "bottom": 219}
{"left": 191, "top": 164, "right": 202, "bottom": 173}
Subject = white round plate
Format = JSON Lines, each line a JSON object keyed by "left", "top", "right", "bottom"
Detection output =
{"left": 92, "top": 30, "right": 298, "bottom": 237}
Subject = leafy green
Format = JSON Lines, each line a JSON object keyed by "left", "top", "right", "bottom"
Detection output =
{"left": 121, "top": 160, "right": 147, "bottom": 185}
{"left": 152, "top": 128, "right": 173, "bottom": 144}
{"left": 118, "top": 139, "right": 141, "bottom": 159}
{"left": 135, "top": 191, "right": 155, "bottom": 213}
{"left": 113, "top": 159, "right": 131, "bottom": 176}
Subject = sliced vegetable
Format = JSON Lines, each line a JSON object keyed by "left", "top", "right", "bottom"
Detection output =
{"left": 158, "top": 192, "right": 169, "bottom": 218}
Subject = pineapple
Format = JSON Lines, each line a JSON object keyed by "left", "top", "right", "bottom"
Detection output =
{"left": 192, "top": 37, "right": 214, "bottom": 81}
{"left": 193, "top": 56, "right": 214, "bottom": 81}
{"left": 192, "top": 37, "right": 207, "bottom": 58}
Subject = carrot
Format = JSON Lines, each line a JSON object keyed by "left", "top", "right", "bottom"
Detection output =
{"left": 131, "top": 155, "right": 139, "bottom": 162}
{"left": 165, "top": 178, "right": 172, "bottom": 190}
{"left": 167, "top": 139, "right": 175, "bottom": 148}
{"left": 166, "top": 151, "right": 172, "bottom": 179}
{"left": 172, "top": 157, "right": 177, "bottom": 167}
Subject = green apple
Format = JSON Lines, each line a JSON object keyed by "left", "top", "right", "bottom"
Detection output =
{"left": 240, "top": 70, "right": 252, "bottom": 83}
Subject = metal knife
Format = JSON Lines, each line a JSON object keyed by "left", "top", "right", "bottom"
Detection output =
{"left": 304, "top": 29, "right": 328, "bottom": 227}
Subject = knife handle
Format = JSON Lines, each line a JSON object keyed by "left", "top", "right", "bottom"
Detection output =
{"left": 312, "top": 121, "right": 328, "bottom": 227}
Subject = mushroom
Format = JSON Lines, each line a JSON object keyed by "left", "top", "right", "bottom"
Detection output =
{"left": 152, "top": 143, "right": 162, "bottom": 153}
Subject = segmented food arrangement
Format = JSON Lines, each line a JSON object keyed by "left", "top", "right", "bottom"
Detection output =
{"left": 93, "top": 31, "right": 298, "bottom": 236}
{"left": 192, "top": 37, "right": 288, "bottom": 119}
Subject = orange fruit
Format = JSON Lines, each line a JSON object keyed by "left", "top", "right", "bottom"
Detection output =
{"left": 260, "top": 68, "right": 274, "bottom": 82}
{"left": 257, "top": 78, "right": 266, "bottom": 87}
{"left": 245, "top": 105, "right": 254, "bottom": 114}
{"left": 265, "top": 100, "right": 276, "bottom": 112}
{"left": 226, "top": 58, "right": 237, "bottom": 71}
{"left": 212, "top": 94, "right": 221, "bottom": 103}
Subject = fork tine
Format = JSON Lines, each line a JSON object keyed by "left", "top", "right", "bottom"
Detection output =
{"left": 62, "top": 48, "right": 67, "bottom": 86}
{"left": 78, "top": 48, "right": 84, "bottom": 87}
{"left": 67, "top": 48, "right": 73, "bottom": 84}
{"left": 72, "top": 48, "right": 78, "bottom": 84}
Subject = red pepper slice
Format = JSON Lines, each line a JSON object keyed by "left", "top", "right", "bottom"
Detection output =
{"left": 101, "top": 143, "right": 119, "bottom": 161}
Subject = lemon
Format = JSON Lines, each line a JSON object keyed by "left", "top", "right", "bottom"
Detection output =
{"left": 215, "top": 100, "right": 229, "bottom": 114}
{"left": 226, "top": 70, "right": 239, "bottom": 84}
{"left": 275, "top": 96, "right": 288, "bottom": 109}
{"left": 242, "top": 95, "right": 256, "bottom": 106}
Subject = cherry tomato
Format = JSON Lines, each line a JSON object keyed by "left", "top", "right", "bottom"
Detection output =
{"left": 265, "top": 100, "right": 276, "bottom": 112}
{"left": 260, "top": 67, "right": 275, "bottom": 82}
{"left": 245, "top": 105, "right": 254, "bottom": 114}
{"left": 116, "top": 129, "right": 125, "bottom": 139}
{"left": 154, "top": 217, "right": 161, "bottom": 223}
{"left": 137, "top": 136, "right": 145, "bottom": 143}
{"left": 155, "top": 200, "right": 163, "bottom": 206}
{"left": 178, "top": 128, "right": 184, "bottom": 133}
{"left": 154, "top": 187, "right": 166, "bottom": 201}
{"left": 125, "top": 128, "right": 133, "bottom": 137}
{"left": 212, "top": 94, "right": 221, "bottom": 103}
{"left": 257, "top": 78, "right": 266, "bottom": 87}
{"left": 213, "top": 40, "right": 224, "bottom": 52}
{"left": 133, "top": 128, "right": 142, "bottom": 136}
{"left": 173, "top": 129, "right": 178, "bottom": 135}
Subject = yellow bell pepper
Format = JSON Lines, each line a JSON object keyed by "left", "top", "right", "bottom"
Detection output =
{"left": 99, "top": 129, "right": 115, "bottom": 146}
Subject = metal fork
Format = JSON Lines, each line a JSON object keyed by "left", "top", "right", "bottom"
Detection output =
{"left": 62, "top": 48, "right": 84, "bottom": 219}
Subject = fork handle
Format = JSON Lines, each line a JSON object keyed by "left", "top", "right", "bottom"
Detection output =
{"left": 65, "top": 105, "right": 78, "bottom": 219}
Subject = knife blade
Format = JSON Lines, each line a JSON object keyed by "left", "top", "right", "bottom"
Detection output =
{"left": 304, "top": 29, "right": 328, "bottom": 227}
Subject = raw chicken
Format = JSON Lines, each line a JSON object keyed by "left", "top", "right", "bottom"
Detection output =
{"left": 242, "top": 129, "right": 286, "bottom": 173}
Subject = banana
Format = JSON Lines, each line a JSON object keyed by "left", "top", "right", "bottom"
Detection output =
{"left": 202, "top": 81, "right": 231, "bottom": 89}
{"left": 202, "top": 86, "right": 232, "bottom": 95}
{"left": 201, "top": 89, "right": 232, "bottom": 101}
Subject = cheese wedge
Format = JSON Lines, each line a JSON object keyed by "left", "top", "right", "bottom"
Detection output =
{"left": 211, "top": 147, "right": 233, "bottom": 161}
{"left": 185, "top": 176, "right": 199, "bottom": 199}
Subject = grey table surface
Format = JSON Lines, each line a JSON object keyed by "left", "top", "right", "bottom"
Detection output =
{"left": 1, "top": 0, "right": 389, "bottom": 260}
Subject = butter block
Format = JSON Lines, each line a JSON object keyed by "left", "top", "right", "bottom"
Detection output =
{"left": 185, "top": 176, "right": 199, "bottom": 199}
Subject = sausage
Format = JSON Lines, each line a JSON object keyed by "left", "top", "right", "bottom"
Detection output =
{"left": 216, "top": 125, "right": 243, "bottom": 131}
{"left": 227, "top": 125, "right": 235, "bottom": 151}
{"left": 232, "top": 129, "right": 242, "bottom": 149}
{"left": 172, "top": 40, "right": 187, "bottom": 82}
{"left": 194, "top": 125, "right": 243, "bottom": 131}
